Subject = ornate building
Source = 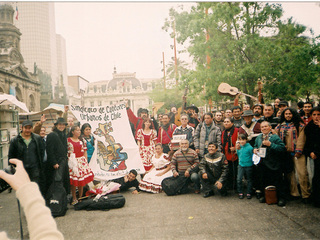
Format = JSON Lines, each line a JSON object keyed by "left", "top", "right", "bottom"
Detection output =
{"left": 69, "top": 68, "right": 159, "bottom": 115}
{"left": 0, "top": 4, "right": 40, "bottom": 112}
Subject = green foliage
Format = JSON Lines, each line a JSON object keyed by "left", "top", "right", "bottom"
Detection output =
{"left": 163, "top": 2, "right": 320, "bottom": 103}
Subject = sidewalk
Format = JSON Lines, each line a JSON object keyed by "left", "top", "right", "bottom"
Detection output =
{"left": 1, "top": 189, "right": 320, "bottom": 239}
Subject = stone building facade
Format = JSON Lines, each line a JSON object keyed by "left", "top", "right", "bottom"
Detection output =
{"left": 69, "top": 68, "right": 159, "bottom": 115}
{"left": 0, "top": 4, "right": 40, "bottom": 112}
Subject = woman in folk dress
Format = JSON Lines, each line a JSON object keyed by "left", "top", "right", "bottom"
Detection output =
{"left": 139, "top": 143, "right": 173, "bottom": 193}
{"left": 136, "top": 118, "right": 157, "bottom": 171}
{"left": 67, "top": 126, "right": 94, "bottom": 205}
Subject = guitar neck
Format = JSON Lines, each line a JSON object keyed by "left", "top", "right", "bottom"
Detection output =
{"left": 241, "top": 93, "right": 258, "bottom": 101}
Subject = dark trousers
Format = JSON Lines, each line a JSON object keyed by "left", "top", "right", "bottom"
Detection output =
{"left": 256, "top": 163, "right": 285, "bottom": 200}
{"left": 237, "top": 165, "right": 253, "bottom": 194}
{"left": 226, "top": 160, "right": 238, "bottom": 190}
{"left": 313, "top": 158, "right": 320, "bottom": 207}
{"left": 200, "top": 171, "right": 226, "bottom": 194}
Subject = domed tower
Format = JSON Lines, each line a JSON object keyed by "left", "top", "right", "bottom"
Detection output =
{"left": 0, "top": 4, "right": 24, "bottom": 68}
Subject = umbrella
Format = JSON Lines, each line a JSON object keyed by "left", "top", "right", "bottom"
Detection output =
{"left": 0, "top": 93, "right": 29, "bottom": 112}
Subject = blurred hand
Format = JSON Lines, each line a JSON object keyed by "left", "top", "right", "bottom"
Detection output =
{"left": 184, "top": 171, "right": 190, "bottom": 178}
{"left": 0, "top": 159, "right": 30, "bottom": 191}
{"left": 202, "top": 173, "right": 208, "bottom": 179}
{"left": 173, "top": 172, "right": 179, "bottom": 177}
{"left": 40, "top": 114, "right": 47, "bottom": 123}
{"left": 215, "top": 181, "right": 222, "bottom": 190}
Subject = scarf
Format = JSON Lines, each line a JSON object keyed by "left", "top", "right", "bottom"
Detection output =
{"left": 222, "top": 125, "right": 235, "bottom": 153}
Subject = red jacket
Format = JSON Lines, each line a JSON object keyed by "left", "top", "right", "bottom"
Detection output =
{"left": 221, "top": 127, "right": 239, "bottom": 161}
{"left": 157, "top": 124, "right": 176, "bottom": 145}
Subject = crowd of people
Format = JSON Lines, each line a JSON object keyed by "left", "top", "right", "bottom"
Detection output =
{"left": 3, "top": 97, "right": 320, "bottom": 214}
{"left": 126, "top": 98, "right": 320, "bottom": 208}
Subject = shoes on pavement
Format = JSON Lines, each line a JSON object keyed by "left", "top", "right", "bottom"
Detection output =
{"left": 302, "top": 198, "right": 311, "bottom": 204}
{"left": 256, "top": 191, "right": 262, "bottom": 199}
{"left": 259, "top": 197, "right": 266, "bottom": 203}
{"left": 278, "top": 198, "right": 286, "bottom": 207}
{"left": 238, "top": 193, "right": 244, "bottom": 199}
{"left": 203, "top": 191, "right": 214, "bottom": 198}
{"left": 247, "top": 194, "right": 252, "bottom": 199}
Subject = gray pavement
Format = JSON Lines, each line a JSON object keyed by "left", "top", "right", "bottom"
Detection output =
{"left": 1, "top": 188, "right": 320, "bottom": 240}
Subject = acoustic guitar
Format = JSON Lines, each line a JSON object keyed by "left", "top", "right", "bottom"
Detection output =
{"left": 218, "top": 83, "right": 258, "bottom": 102}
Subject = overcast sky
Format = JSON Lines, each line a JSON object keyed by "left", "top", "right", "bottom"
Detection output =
{"left": 54, "top": 2, "right": 320, "bottom": 83}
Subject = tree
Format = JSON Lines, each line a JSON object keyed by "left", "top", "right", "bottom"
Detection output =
{"left": 164, "top": 2, "right": 320, "bottom": 103}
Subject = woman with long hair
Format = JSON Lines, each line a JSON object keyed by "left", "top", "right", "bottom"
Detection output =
{"left": 136, "top": 118, "right": 157, "bottom": 171}
{"left": 80, "top": 123, "right": 95, "bottom": 164}
{"left": 67, "top": 125, "right": 94, "bottom": 205}
{"left": 276, "top": 107, "right": 309, "bottom": 201}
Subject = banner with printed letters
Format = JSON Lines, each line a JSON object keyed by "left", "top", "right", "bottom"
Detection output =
{"left": 70, "top": 103, "right": 145, "bottom": 180}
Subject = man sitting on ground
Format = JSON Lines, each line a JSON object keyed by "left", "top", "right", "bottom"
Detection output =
{"left": 171, "top": 139, "right": 200, "bottom": 194}
{"left": 199, "top": 142, "right": 228, "bottom": 198}
{"left": 112, "top": 169, "right": 140, "bottom": 194}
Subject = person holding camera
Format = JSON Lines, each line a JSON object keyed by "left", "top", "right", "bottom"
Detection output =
{"left": 8, "top": 120, "right": 46, "bottom": 196}
{"left": 0, "top": 159, "right": 63, "bottom": 240}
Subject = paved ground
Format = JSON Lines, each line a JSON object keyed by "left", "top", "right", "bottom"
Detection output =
{"left": 1, "top": 187, "right": 320, "bottom": 240}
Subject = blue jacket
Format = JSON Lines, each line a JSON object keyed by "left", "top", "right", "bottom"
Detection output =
{"left": 236, "top": 143, "right": 253, "bottom": 167}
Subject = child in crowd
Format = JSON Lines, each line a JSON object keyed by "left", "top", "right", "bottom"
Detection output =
{"left": 236, "top": 134, "right": 254, "bottom": 199}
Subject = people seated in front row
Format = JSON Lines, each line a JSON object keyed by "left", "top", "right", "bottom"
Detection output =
{"left": 171, "top": 139, "right": 200, "bottom": 194}
{"left": 199, "top": 142, "right": 228, "bottom": 198}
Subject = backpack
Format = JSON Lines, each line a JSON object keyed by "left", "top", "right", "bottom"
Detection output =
{"left": 74, "top": 194, "right": 126, "bottom": 211}
{"left": 45, "top": 168, "right": 68, "bottom": 217}
{"left": 161, "top": 176, "right": 189, "bottom": 196}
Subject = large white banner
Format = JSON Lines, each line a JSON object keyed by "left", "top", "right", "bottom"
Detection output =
{"left": 70, "top": 103, "right": 145, "bottom": 181}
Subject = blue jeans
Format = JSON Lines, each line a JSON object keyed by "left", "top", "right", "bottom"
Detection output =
{"left": 237, "top": 165, "right": 253, "bottom": 194}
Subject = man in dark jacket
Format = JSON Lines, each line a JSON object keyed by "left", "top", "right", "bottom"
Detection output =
{"left": 254, "top": 121, "right": 286, "bottom": 206}
{"left": 8, "top": 120, "right": 45, "bottom": 195}
{"left": 303, "top": 106, "right": 320, "bottom": 207}
{"left": 199, "top": 142, "right": 228, "bottom": 198}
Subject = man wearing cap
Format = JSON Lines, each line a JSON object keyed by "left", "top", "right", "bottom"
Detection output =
{"left": 278, "top": 100, "right": 289, "bottom": 116}
{"left": 8, "top": 120, "right": 46, "bottom": 195}
{"left": 45, "top": 117, "right": 70, "bottom": 195}
{"left": 239, "top": 110, "right": 261, "bottom": 147}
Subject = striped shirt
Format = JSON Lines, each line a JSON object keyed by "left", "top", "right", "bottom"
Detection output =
{"left": 171, "top": 148, "right": 199, "bottom": 174}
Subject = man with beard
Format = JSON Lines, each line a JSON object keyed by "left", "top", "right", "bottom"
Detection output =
{"left": 194, "top": 112, "right": 222, "bottom": 158}
{"left": 186, "top": 105, "right": 200, "bottom": 129}
{"left": 252, "top": 104, "right": 263, "bottom": 122}
{"left": 214, "top": 111, "right": 225, "bottom": 131}
{"left": 239, "top": 110, "right": 261, "bottom": 147}
{"left": 254, "top": 121, "right": 286, "bottom": 206}
{"left": 126, "top": 101, "right": 159, "bottom": 139}
{"left": 157, "top": 114, "right": 177, "bottom": 153}
{"left": 171, "top": 139, "right": 200, "bottom": 194}
{"left": 301, "top": 101, "right": 313, "bottom": 125}
{"left": 275, "top": 108, "right": 310, "bottom": 203}
{"left": 301, "top": 106, "right": 320, "bottom": 207}
{"left": 231, "top": 106, "right": 244, "bottom": 128}
{"left": 199, "top": 142, "right": 228, "bottom": 198}
{"left": 259, "top": 104, "right": 279, "bottom": 129}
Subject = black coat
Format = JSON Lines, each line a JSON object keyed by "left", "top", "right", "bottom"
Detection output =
{"left": 46, "top": 129, "right": 70, "bottom": 194}
{"left": 8, "top": 132, "right": 46, "bottom": 195}
{"left": 304, "top": 120, "right": 320, "bottom": 158}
